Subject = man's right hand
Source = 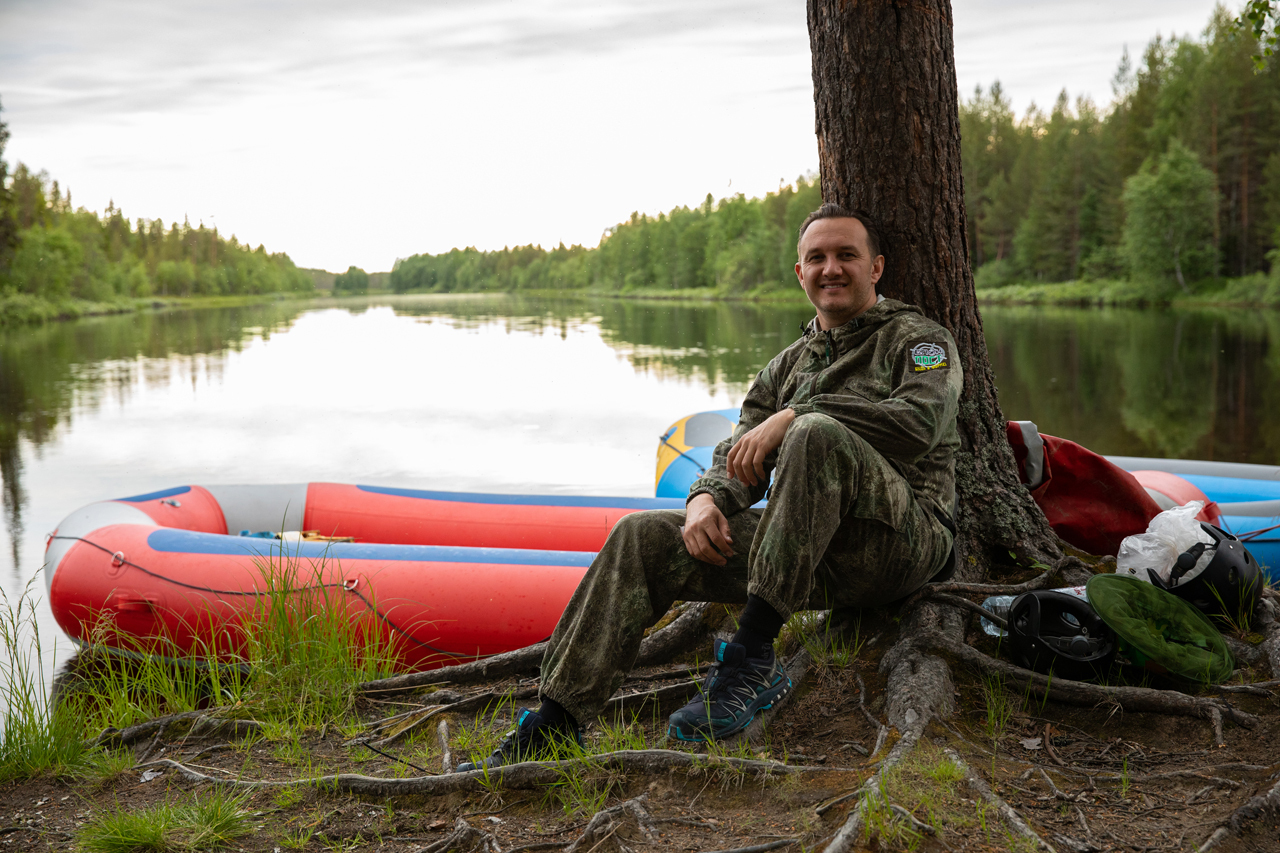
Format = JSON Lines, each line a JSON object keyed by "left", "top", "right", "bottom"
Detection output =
{"left": 682, "top": 493, "right": 734, "bottom": 566}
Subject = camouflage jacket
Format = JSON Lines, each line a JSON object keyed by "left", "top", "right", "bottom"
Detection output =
{"left": 688, "top": 299, "right": 963, "bottom": 519}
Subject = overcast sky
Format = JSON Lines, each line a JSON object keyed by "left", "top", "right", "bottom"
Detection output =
{"left": 0, "top": 0, "right": 1229, "bottom": 273}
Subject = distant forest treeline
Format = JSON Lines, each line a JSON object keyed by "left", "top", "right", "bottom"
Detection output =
{"left": 0, "top": 106, "right": 312, "bottom": 314}
{"left": 393, "top": 9, "right": 1280, "bottom": 299}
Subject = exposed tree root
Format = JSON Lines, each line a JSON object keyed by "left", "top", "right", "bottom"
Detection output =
{"left": 816, "top": 601, "right": 963, "bottom": 852}
{"left": 420, "top": 816, "right": 501, "bottom": 853}
{"left": 93, "top": 709, "right": 227, "bottom": 749}
{"left": 137, "top": 749, "right": 819, "bottom": 798}
{"left": 900, "top": 565, "right": 1063, "bottom": 612}
{"left": 360, "top": 602, "right": 716, "bottom": 696}
{"left": 926, "top": 592, "right": 1007, "bottom": 630}
{"left": 818, "top": 706, "right": 927, "bottom": 852}
{"left": 943, "top": 747, "right": 1056, "bottom": 852}
{"left": 918, "top": 629, "right": 1259, "bottom": 730}
{"left": 1196, "top": 775, "right": 1280, "bottom": 852}
{"left": 563, "top": 793, "right": 658, "bottom": 852}
{"left": 438, "top": 719, "right": 453, "bottom": 774}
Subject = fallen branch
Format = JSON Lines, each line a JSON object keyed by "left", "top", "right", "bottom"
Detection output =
{"left": 1197, "top": 775, "right": 1280, "bottom": 852}
{"left": 944, "top": 747, "right": 1056, "bottom": 852}
{"left": 360, "top": 602, "right": 715, "bottom": 696}
{"left": 919, "top": 630, "right": 1259, "bottom": 730}
{"left": 138, "top": 748, "right": 820, "bottom": 798}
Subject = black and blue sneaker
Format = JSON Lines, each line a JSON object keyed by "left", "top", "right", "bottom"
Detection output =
{"left": 455, "top": 708, "right": 582, "bottom": 772}
{"left": 667, "top": 639, "right": 792, "bottom": 742}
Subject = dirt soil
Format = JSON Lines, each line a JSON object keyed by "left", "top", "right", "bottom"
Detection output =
{"left": 4, "top": 608, "right": 1280, "bottom": 853}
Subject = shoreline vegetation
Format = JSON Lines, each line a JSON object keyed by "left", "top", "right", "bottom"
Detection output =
{"left": 4, "top": 6, "right": 1280, "bottom": 329}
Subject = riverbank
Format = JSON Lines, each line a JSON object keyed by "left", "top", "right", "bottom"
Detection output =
{"left": 399, "top": 273, "right": 1280, "bottom": 310}
{"left": 975, "top": 272, "right": 1280, "bottom": 308}
{"left": 0, "top": 292, "right": 314, "bottom": 328}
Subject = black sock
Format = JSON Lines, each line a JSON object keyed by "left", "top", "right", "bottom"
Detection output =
{"left": 733, "top": 595, "right": 785, "bottom": 658}
{"left": 536, "top": 697, "right": 578, "bottom": 731}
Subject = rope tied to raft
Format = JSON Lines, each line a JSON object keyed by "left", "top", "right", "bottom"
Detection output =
{"left": 48, "top": 534, "right": 477, "bottom": 662}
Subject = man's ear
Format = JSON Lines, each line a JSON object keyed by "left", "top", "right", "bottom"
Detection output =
{"left": 870, "top": 255, "right": 885, "bottom": 285}
{"left": 794, "top": 261, "right": 804, "bottom": 286}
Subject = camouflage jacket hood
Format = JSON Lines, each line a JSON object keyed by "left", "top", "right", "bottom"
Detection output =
{"left": 689, "top": 298, "right": 962, "bottom": 518}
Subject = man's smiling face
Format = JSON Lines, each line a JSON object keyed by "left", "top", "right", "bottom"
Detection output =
{"left": 795, "top": 217, "right": 884, "bottom": 330}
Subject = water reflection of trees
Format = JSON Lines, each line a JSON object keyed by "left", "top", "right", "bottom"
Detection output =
{"left": 984, "top": 307, "right": 1280, "bottom": 462}
{"left": 0, "top": 303, "right": 303, "bottom": 572}
{"left": 7, "top": 297, "right": 1280, "bottom": 576}
{"left": 384, "top": 294, "right": 817, "bottom": 393}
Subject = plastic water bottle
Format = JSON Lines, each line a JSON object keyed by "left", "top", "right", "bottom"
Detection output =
{"left": 980, "top": 586, "right": 1089, "bottom": 637}
{"left": 980, "top": 595, "right": 1015, "bottom": 637}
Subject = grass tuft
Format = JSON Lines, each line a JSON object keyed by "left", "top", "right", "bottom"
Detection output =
{"left": 0, "top": 578, "right": 96, "bottom": 781}
{"left": 77, "top": 790, "right": 253, "bottom": 853}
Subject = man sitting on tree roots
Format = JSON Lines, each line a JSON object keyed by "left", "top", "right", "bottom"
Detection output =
{"left": 458, "top": 204, "right": 963, "bottom": 771}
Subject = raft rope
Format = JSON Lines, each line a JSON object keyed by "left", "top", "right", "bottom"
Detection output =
{"left": 49, "top": 534, "right": 478, "bottom": 662}
{"left": 658, "top": 429, "right": 708, "bottom": 477}
{"left": 1238, "top": 520, "right": 1280, "bottom": 542}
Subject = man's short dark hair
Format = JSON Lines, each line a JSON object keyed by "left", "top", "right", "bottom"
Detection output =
{"left": 797, "top": 204, "right": 883, "bottom": 259}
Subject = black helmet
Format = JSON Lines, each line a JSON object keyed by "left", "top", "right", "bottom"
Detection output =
{"left": 1007, "top": 590, "right": 1116, "bottom": 681}
{"left": 1149, "top": 523, "right": 1264, "bottom": 625}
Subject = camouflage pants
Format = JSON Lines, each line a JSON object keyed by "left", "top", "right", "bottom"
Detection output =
{"left": 540, "top": 412, "right": 952, "bottom": 724}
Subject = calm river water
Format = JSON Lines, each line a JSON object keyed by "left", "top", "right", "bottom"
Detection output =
{"left": 4, "top": 294, "right": 1280, "bottom": 680}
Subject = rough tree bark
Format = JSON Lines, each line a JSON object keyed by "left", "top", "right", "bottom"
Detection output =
{"left": 807, "top": 0, "right": 1062, "bottom": 578}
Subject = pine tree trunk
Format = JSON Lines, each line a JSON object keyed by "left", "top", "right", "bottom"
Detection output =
{"left": 807, "top": 0, "right": 1062, "bottom": 579}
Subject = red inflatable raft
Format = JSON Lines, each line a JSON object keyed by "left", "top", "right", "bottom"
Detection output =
{"left": 45, "top": 483, "right": 683, "bottom": 671}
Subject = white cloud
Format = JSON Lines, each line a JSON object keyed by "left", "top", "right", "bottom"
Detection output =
{"left": 0, "top": 0, "right": 1227, "bottom": 271}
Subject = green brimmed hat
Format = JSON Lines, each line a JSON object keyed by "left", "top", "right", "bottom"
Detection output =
{"left": 1086, "top": 574, "right": 1234, "bottom": 685}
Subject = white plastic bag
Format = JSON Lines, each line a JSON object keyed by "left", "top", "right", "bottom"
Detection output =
{"left": 1116, "top": 501, "right": 1213, "bottom": 584}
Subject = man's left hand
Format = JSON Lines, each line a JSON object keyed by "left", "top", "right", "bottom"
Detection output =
{"left": 727, "top": 408, "right": 796, "bottom": 487}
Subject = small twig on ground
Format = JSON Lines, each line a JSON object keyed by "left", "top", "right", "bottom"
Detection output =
{"left": 622, "top": 663, "right": 711, "bottom": 684}
{"left": 437, "top": 719, "right": 452, "bottom": 775}
{"left": 603, "top": 680, "right": 699, "bottom": 719}
{"left": 1210, "top": 708, "right": 1225, "bottom": 748}
{"left": 889, "top": 803, "right": 938, "bottom": 836}
{"left": 854, "top": 673, "right": 881, "bottom": 731}
{"left": 1033, "top": 767, "right": 1073, "bottom": 801}
{"left": 360, "top": 741, "right": 428, "bottom": 775}
{"left": 135, "top": 723, "right": 167, "bottom": 765}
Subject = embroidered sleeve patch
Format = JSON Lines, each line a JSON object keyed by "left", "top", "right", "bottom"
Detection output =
{"left": 910, "top": 342, "right": 948, "bottom": 372}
